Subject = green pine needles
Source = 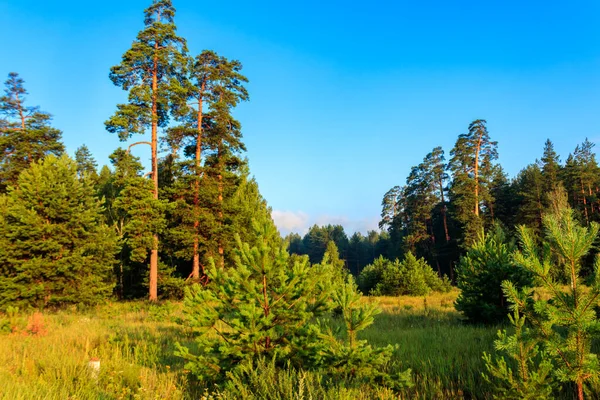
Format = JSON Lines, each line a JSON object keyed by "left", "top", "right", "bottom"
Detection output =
{"left": 455, "top": 225, "right": 532, "bottom": 324}
{"left": 0, "top": 155, "right": 119, "bottom": 309}
{"left": 484, "top": 188, "right": 600, "bottom": 399}
{"left": 175, "top": 220, "right": 410, "bottom": 390}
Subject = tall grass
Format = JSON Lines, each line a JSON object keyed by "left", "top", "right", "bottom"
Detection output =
{"left": 0, "top": 292, "right": 507, "bottom": 399}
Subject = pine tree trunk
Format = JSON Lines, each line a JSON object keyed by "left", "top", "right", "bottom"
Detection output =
{"left": 577, "top": 381, "right": 584, "bottom": 400}
{"left": 581, "top": 179, "right": 589, "bottom": 226}
{"left": 474, "top": 134, "right": 482, "bottom": 216}
{"left": 149, "top": 45, "right": 159, "bottom": 302}
{"left": 15, "top": 92, "right": 25, "bottom": 130}
{"left": 218, "top": 170, "right": 224, "bottom": 268}
{"left": 440, "top": 180, "right": 450, "bottom": 242}
{"left": 192, "top": 92, "right": 204, "bottom": 280}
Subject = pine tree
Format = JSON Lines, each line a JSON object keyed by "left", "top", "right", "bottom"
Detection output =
{"left": 424, "top": 146, "right": 450, "bottom": 243}
{"left": 379, "top": 185, "right": 402, "bottom": 230}
{"left": 167, "top": 51, "right": 249, "bottom": 277}
{"left": 448, "top": 119, "right": 498, "bottom": 245}
{"left": 0, "top": 72, "right": 64, "bottom": 192}
{"left": 483, "top": 296, "right": 556, "bottom": 399}
{"left": 105, "top": 0, "right": 187, "bottom": 301}
{"left": 539, "top": 139, "right": 560, "bottom": 195}
{"left": 74, "top": 144, "right": 98, "bottom": 181}
{"left": 455, "top": 225, "right": 532, "bottom": 324}
{"left": 509, "top": 187, "right": 600, "bottom": 400}
{"left": 515, "top": 164, "right": 544, "bottom": 233}
{"left": 175, "top": 220, "right": 337, "bottom": 381}
{"left": 0, "top": 155, "right": 119, "bottom": 309}
{"left": 107, "top": 149, "right": 167, "bottom": 298}
{"left": 403, "top": 161, "right": 435, "bottom": 255}
{"left": 175, "top": 220, "right": 408, "bottom": 388}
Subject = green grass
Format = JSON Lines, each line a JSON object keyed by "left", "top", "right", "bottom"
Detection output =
{"left": 0, "top": 292, "right": 503, "bottom": 399}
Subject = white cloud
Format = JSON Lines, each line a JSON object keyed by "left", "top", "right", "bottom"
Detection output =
{"left": 272, "top": 210, "right": 380, "bottom": 236}
{"left": 271, "top": 210, "right": 310, "bottom": 235}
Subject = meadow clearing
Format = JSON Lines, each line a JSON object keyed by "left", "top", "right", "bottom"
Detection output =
{"left": 0, "top": 290, "right": 506, "bottom": 400}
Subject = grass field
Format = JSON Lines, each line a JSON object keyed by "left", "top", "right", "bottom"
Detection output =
{"left": 0, "top": 291, "right": 508, "bottom": 399}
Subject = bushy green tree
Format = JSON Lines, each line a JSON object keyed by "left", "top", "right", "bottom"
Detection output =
{"left": 175, "top": 220, "right": 335, "bottom": 381}
{"left": 106, "top": 149, "right": 168, "bottom": 298}
{"left": 508, "top": 188, "right": 600, "bottom": 400}
{"left": 357, "top": 254, "right": 450, "bottom": 296}
{"left": 175, "top": 220, "right": 404, "bottom": 388}
{"left": 455, "top": 226, "right": 532, "bottom": 324}
{"left": 483, "top": 290, "right": 556, "bottom": 399}
{"left": 0, "top": 155, "right": 119, "bottom": 309}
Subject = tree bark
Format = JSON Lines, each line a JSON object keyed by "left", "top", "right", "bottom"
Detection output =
{"left": 149, "top": 41, "right": 159, "bottom": 302}
{"left": 192, "top": 86, "right": 205, "bottom": 280}
{"left": 474, "top": 131, "right": 482, "bottom": 216}
{"left": 581, "top": 179, "right": 589, "bottom": 226}
{"left": 439, "top": 179, "right": 450, "bottom": 242}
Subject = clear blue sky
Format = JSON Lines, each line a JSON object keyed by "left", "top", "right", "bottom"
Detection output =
{"left": 2, "top": 0, "right": 600, "bottom": 235}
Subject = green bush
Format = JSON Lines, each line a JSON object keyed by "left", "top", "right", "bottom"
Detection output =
{"left": 455, "top": 226, "right": 532, "bottom": 324}
{"left": 358, "top": 254, "right": 451, "bottom": 296}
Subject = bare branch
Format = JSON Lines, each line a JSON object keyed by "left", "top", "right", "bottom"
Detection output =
{"left": 127, "top": 141, "right": 152, "bottom": 154}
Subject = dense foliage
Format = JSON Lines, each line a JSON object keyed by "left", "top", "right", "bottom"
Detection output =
{"left": 357, "top": 254, "right": 451, "bottom": 296}
{"left": 175, "top": 220, "right": 410, "bottom": 388}
{"left": 455, "top": 226, "right": 532, "bottom": 324}
{"left": 0, "top": 155, "right": 118, "bottom": 309}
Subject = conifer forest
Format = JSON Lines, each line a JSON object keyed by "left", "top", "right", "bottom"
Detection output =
{"left": 2, "top": 1, "right": 600, "bottom": 399}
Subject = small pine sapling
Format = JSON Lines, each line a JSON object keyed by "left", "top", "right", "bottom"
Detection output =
{"left": 318, "top": 276, "right": 412, "bottom": 389}
{"left": 483, "top": 282, "right": 556, "bottom": 399}
{"left": 175, "top": 220, "right": 335, "bottom": 381}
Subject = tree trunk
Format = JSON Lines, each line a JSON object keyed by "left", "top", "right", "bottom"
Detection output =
{"left": 15, "top": 92, "right": 25, "bottom": 130}
{"left": 149, "top": 44, "right": 159, "bottom": 302}
{"left": 581, "top": 179, "right": 589, "bottom": 226}
{"left": 218, "top": 170, "right": 224, "bottom": 268}
{"left": 192, "top": 90, "right": 204, "bottom": 280}
{"left": 474, "top": 133, "right": 482, "bottom": 216}
{"left": 439, "top": 179, "right": 450, "bottom": 242}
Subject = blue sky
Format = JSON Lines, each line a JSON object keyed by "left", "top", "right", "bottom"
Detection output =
{"left": 2, "top": 0, "right": 600, "bottom": 235}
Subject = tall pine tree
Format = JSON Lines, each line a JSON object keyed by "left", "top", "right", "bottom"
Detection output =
{"left": 105, "top": 0, "right": 187, "bottom": 301}
{"left": 448, "top": 119, "right": 498, "bottom": 245}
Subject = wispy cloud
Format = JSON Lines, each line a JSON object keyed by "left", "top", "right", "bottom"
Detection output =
{"left": 272, "top": 210, "right": 379, "bottom": 236}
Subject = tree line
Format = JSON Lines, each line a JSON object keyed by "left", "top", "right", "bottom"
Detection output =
{"left": 320, "top": 119, "right": 597, "bottom": 281}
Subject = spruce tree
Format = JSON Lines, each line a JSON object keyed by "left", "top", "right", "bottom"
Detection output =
{"left": 105, "top": 0, "right": 187, "bottom": 301}
{"left": 0, "top": 155, "right": 119, "bottom": 309}
{"left": 0, "top": 72, "right": 64, "bottom": 192}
